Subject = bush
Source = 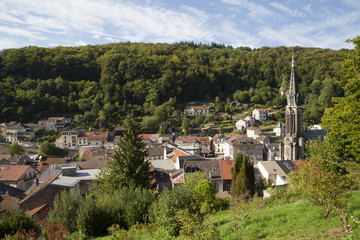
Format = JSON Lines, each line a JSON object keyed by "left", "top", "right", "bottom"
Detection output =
{"left": 76, "top": 195, "right": 108, "bottom": 237}
{"left": 48, "top": 189, "right": 80, "bottom": 233}
{"left": 0, "top": 210, "right": 40, "bottom": 238}
{"left": 97, "top": 185, "right": 155, "bottom": 230}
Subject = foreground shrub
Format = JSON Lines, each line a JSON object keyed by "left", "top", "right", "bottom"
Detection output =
{"left": 0, "top": 210, "right": 40, "bottom": 238}
{"left": 98, "top": 185, "right": 155, "bottom": 230}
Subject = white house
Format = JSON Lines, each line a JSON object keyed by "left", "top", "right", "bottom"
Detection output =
{"left": 246, "top": 127, "right": 261, "bottom": 139}
{"left": 245, "top": 116, "right": 256, "bottom": 126}
{"left": 236, "top": 119, "right": 248, "bottom": 129}
{"left": 273, "top": 122, "right": 285, "bottom": 137}
{"left": 257, "top": 160, "right": 300, "bottom": 186}
{"left": 184, "top": 106, "right": 210, "bottom": 115}
{"left": 252, "top": 109, "right": 267, "bottom": 122}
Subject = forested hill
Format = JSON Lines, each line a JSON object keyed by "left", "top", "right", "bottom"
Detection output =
{"left": 0, "top": 42, "right": 349, "bottom": 125}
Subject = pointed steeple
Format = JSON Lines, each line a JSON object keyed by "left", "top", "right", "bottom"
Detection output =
{"left": 287, "top": 49, "right": 299, "bottom": 106}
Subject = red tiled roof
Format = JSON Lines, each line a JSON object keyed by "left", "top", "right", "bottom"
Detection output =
{"left": 196, "top": 136, "right": 210, "bottom": 145}
{"left": 139, "top": 134, "right": 151, "bottom": 140}
{"left": 0, "top": 165, "right": 31, "bottom": 181}
{"left": 85, "top": 132, "right": 108, "bottom": 139}
{"left": 247, "top": 127, "right": 257, "bottom": 130}
{"left": 191, "top": 106, "right": 209, "bottom": 110}
{"left": 171, "top": 149, "right": 189, "bottom": 163}
{"left": 220, "top": 159, "right": 234, "bottom": 180}
{"left": 0, "top": 155, "right": 12, "bottom": 160}
{"left": 292, "top": 160, "right": 305, "bottom": 168}
{"left": 175, "top": 136, "right": 198, "bottom": 144}
{"left": 44, "top": 158, "right": 65, "bottom": 165}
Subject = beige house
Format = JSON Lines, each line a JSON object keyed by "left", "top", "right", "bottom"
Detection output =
{"left": 5, "top": 123, "right": 35, "bottom": 143}
{"left": 0, "top": 165, "right": 39, "bottom": 191}
{"left": 224, "top": 136, "right": 264, "bottom": 164}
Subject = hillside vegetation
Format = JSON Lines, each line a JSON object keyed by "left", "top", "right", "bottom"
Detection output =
{"left": 0, "top": 43, "right": 348, "bottom": 127}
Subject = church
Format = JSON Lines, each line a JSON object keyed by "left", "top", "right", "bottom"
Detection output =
{"left": 280, "top": 52, "right": 306, "bottom": 160}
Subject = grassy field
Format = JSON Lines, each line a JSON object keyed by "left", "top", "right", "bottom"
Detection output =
{"left": 96, "top": 191, "right": 360, "bottom": 239}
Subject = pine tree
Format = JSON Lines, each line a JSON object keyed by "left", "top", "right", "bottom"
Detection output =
{"left": 96, "top": 115, "right": 152, "bottom": 194}
{"left": 231, "top": 152, "right": 255, "bottom": 198}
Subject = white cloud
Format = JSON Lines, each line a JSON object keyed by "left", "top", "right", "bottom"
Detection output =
{"left": 221, "top": 0, "right": 275, "bottom": 21}
{"left": 269, "top": 2, "right": 305, "bottom": 17}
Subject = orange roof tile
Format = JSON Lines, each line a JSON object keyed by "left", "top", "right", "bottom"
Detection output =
{"left": 44, "top": 158, "right": 65, "bottom": 165}
{"left": 139, "top": 134, "right": 151, "bottom": 140}
{"left": 0, "top": 165, "right": 31, "bottom": 181}
{"left": 85, "top": 132, "right": 108, "bottom": 139}
{"left": 0, "top": 155, "right": 12, "bottom": 160}
{"left": 171, "top": 148, "right": 189, "bottom": 163}
{"left": 220, "top": 159, "right": 234, "bottom": 180}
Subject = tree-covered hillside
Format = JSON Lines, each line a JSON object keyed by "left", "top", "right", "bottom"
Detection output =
{"left": 0, "top": 42, "right": 348, "bottom": 126}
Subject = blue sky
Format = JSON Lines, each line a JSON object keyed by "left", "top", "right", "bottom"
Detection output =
{"left": 0, "top": 0, "right": 359, "bottom": 50}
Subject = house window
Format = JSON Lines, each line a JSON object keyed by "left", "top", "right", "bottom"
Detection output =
{"left": 226, "top": 184, "right": 231, "bottom": 192}
{"left": 212, "top": 167, "right": 216, "bottom": 172}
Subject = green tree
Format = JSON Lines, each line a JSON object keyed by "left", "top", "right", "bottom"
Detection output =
{"left": 181, "top": 117, "right": 191, "bottom": 134}
{"left": 6, "top": 142, "right": 25, "bottom": 155}
{"left": 231, "top": 152, "right": 255, "bottom": 198}
{"left": 96, "top": 116, "right": 152, "bottom": 194}
{"left": 39, "top": 141, "right": 58, "bottom": 157}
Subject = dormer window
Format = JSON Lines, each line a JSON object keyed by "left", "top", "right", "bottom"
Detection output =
{"left": 212, "top": 167, "right": 216, "bottom": 172}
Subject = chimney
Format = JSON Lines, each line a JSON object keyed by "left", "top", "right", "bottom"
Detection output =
{"left": 62, "top": 165, "right": 77, "bottom": 176}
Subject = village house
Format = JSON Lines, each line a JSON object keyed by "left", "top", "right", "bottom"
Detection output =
{"left": 5, "top": 123, "right": 35, "bottom": 143}
{"left": 20, "top": 164, "right": 100, "bottom": 219}
{"left": 257, "top": 160, "right": 303, "bottom": 186}
{"left": 0, "top": 183, "right": 25, "bottom": 212}
{"left": 273, "top": 122, "right": 285, "bottom": 137}
{"left": 235, "top": 119, "right": 248, "bottom": 130}
{"left": 170, "top": 159, "right": 222, "bottom": 192}
{"left": 219, "top": 159, "right": 234, "bottom": 193}
{"left": 252, "top": 109, "right": 267, "bottom": 122}
{"left": 266, "top": 143, "right": 281, "bottom": 161}
{"left": 223, "top": 136, "right": 264, "bottom": 164}
{"left": 146, "top": 146, "right": 165, "bottom": 161}
{"left": 212, "top": 134, "right": 230, "bottom": 157}
{"left": 38, "top": 117, "right": 72, "bottom": 131}
{"left": 0, "top": 165, "right": 39, "bottom": 191}
{"left": 184, "top": 106, "right": 210, "bottom": 115}
{"left": 246, "top": 127, "right": 262, "bottom": 139}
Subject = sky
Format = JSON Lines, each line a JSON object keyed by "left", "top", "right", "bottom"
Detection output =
{"left": 0, "top": 0, "right": 359, "bottom": 50}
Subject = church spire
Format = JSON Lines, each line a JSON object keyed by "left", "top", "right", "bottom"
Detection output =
{"left": 287, "top": 49, "right": 299, "bottom": 106}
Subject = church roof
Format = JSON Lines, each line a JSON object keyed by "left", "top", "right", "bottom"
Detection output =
{"left": 287, "top": 51, "right": 300, "bottom": 107}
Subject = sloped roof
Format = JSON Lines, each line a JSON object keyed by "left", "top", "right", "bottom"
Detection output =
{"left": 82, "top": 132, "right": 109, "bottom": 139}
{"left": 220, "top": 159, "right": 234, "bottom": 180}
{"left": 0, "top": 165, "right": 32, "bottom": 181}
{"left": 183, "top": 159, "right": 222, "bottom": 180}
{"left": 171, "top": 148, "right": 190, "bottom": 163}
{"left": 21, "top": 173, "right": 60, "bottom": 204}
{"left": 150, "top": 159, "right": 176, "bottom": 170}
{"left": 0, "top": 155, "right": 12, "bottom": 160}
{"left": 51, "top": 169, "right": 101, "bottom": 187}
{"left": 148, "top": 146, "right": 164, "bottom": 157}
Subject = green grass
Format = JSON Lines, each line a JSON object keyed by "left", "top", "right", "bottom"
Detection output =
{"left": 97, "top": 191, "right": 360, "bottom": 239}
{"left": 214, "top": 200, "right": 340, "bottom": 240}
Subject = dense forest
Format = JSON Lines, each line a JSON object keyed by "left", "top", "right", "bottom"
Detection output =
{"left": 0, "top": 42, "right": 349, "bottom": 128}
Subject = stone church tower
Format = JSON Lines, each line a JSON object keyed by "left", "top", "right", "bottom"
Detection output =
{"left": 281, "top": 52, "right": 305, "bottom": 160}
